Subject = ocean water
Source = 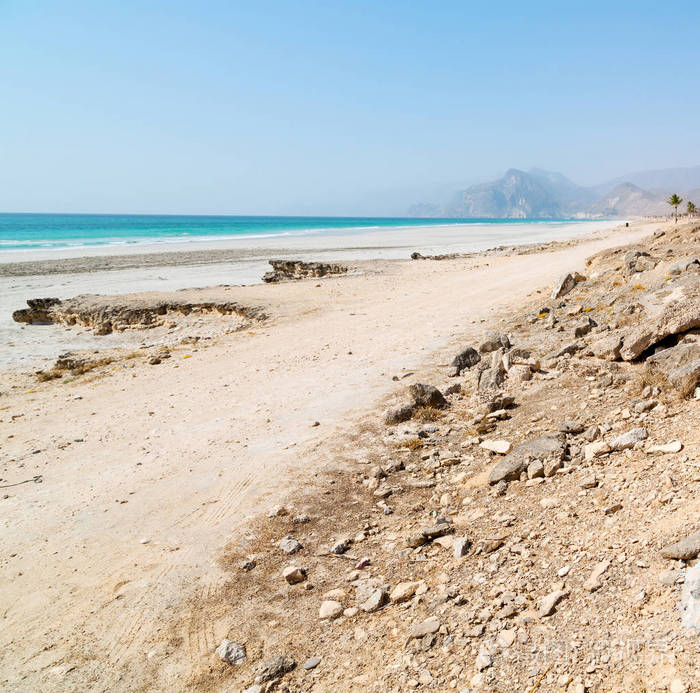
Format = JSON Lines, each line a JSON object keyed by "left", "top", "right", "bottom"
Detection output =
{"left": 0, "top": 213, "right": 589, "bottom": 251}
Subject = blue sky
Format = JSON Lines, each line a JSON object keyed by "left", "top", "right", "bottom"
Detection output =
{"left": 2, "top": 0, "right": 699, "bottom": 214}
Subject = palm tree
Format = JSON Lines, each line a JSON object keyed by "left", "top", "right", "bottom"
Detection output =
{"left": 667, "top": 193, "right": 683, "bottom": 222}
{"left": 687, "top": 201, "right": 697, "bottom": 217}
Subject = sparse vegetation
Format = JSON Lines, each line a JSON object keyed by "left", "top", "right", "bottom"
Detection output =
{"left": 413, "top": 405, "right": 442, "bottom": 422}
{"left": 402, "top": 437, "right": 424, "bottom": 451}
{"left": 667, "top": 193, "right": 683, "bottom": 222}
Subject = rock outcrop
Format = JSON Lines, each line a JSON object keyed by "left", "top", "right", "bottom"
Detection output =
{"left": 12, "top": 291, "right": 266, "bottom": 335}
{"left": 646, "top": 342, "right": 700, "bottom": 396}
{"left": 620, "top": 294, "right": 700, "bottom": 361}
{"left": 262, "top": 260, "right": 348, "bottom": 283}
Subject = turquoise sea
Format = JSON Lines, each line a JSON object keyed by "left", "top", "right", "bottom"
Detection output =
{"left": 0, "top": 213, "right": 586, "bottom": 251}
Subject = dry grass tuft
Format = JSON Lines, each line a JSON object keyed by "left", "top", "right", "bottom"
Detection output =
{"left": 397, "top": 437, "right": 424, "bottom": 451}
{"left": 413, "top": 406, "right": 442, "bottom": 422}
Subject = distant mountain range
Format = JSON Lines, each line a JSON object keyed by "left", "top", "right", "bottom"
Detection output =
{"left": 408, "top": 166, "right": 700, "bottom": 219}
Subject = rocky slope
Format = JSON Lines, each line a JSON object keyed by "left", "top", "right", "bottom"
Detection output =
{"left": 196, "top": 223, "right": 700, "bottom": 692}
{"left": 588, "top": 183, "right": 668, "bottom": 218}
{"left": 409, "top": 168, "right": 697, "bottom": 219}
{"left": 445, "top": 169, "right": 564, "bottom": 219}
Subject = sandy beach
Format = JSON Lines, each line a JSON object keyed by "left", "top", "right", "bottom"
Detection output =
{"left": 0, "top": 219, "right": 621, "bottom": 372}
{"left": 0, "top": 219, "right": 673, "bottom": 691}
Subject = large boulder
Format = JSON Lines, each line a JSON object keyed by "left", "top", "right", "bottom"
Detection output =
{"left": 620, "top": 297, "right": 700, "bottom": 361}
{"left": 488, "top": 435, "right": 566, "bottom": 485}
{"left": 409, "top": 383, "right": 447, "bottom": 408}
{"left": 646, "top": 342, "right": 700, "bottom": 396}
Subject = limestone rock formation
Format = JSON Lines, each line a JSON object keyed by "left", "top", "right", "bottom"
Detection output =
{"left": 262, "top": 260, "right": 347, "bottom": 283}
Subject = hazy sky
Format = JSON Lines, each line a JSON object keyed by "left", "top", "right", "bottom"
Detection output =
{"left": 2, "top": 0, "right": 700, "bottom": 215}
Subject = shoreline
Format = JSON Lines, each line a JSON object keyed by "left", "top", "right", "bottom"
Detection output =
{"left": 0, "top": 219, "right": 626, "bottom": 271}
{"left": 1, "top": 220, "right": 640, "bottom": 372}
